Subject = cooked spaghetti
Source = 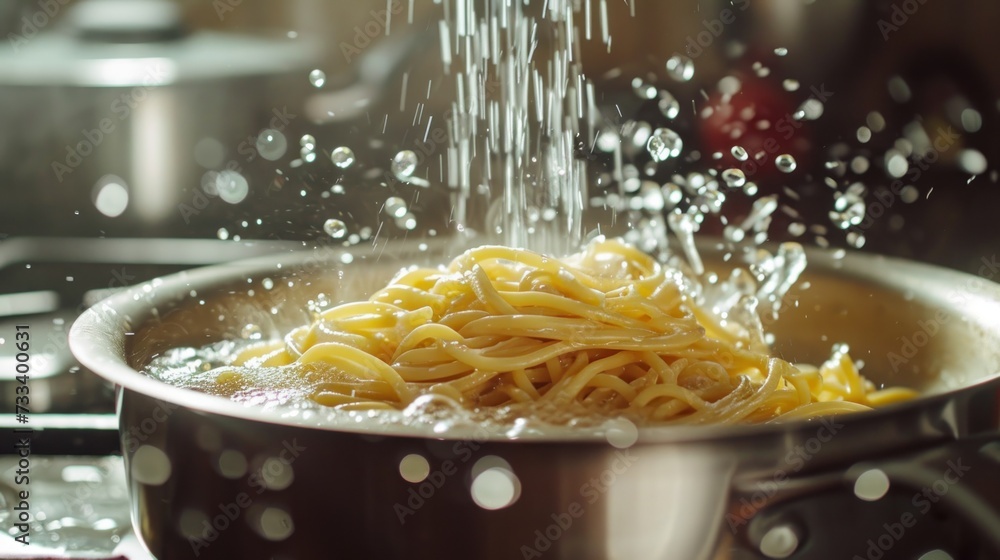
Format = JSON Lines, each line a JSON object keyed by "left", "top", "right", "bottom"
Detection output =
{"left": 205, "top": 239, "right": 917, "bottom": 424}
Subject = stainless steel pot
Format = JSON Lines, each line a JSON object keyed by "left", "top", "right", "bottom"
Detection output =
{"left": 69, "top": 242, "right": 1000, "bottom": 559}
{"left": 0, "top": 0, "right": 319, "bottom": 238}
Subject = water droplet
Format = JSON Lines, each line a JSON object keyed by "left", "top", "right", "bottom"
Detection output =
{"left": 385, "top": 197, "right": 408, "bottom": 218}
{"left": 662, "top": 183, "right": 684, "bottom": 206}
{"left": 331, "top": 147, "right": 356, "bottom": 169}
{"left": 900, "top": 185, "right": 919, "bottom": 204}
{"left": 776, "top": 154, "right": 797, "bottom": 173}
{"left": 959, "top": 149, "right": 988, "bottom": 175}
{"left": 647, "top": 128, "right": 683, "bottom": 162}
{"left": 323, "top": 219, "right": 347, "bottom": 239}
{"left": 886, "top": 151, "right": 909, "bottom": 178}
{"left": 795, "top": 99, "right": 825, "bottom": 121}
{"left": 392, "top": 150, "right": 419, "bottom": 178}
{"left": 631, "top": 77, "right": 657, "bottom": 100}
{"left": 215, "top": 171, "right": 250, "bottom": 204}
{"left": 658, "top": 91, "right": 680, "bottom": 120}
{"left": 241, "top": 324, "right": 263, "bottom": 340}
{"left": 309, "top": 69, "right": 326, "bottom": 88}
{"left": 256, "top": 130, "right": 288, "bottom": 161}
{"left": 722, "top": 168, "right": 746, "bottom": 188}
{"left": 731, "top": 146, "right": 749, "bottom": 161}
{"left": 847, "top": 231, "right": 866, "bottom": 249}
{"left": 596, "top": 128, "right": 620, "bottom": 152}
{"left": 724, "top": 225, "right": 745, "bottom": 243}
{"left": 961, "top": 108, "right": 983, "bottom": 133}
{"left": 666, "top": 55, "right": 695, "bottom": 82}
{"left": 718, "top": 76, "right": 742, "bottom": 96}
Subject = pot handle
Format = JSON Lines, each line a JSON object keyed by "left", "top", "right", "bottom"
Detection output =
{"left": 847, "top": 434, "right": 1000, "bottom": 554}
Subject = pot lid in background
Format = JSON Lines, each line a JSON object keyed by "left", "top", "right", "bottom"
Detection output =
{"left": 0, "top": 0, "right": 320, "bottom": 87}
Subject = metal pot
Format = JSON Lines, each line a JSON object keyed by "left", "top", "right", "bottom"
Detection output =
{"left": 69, "top": 242, "right": 1000, "bottom": 559}
{"left": 0, "top": 0, "right": 319, "bottom": 238}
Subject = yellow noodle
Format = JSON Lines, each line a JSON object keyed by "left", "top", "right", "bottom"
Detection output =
{"left": 210, "top": 239, "right": 915, "bottom": 422}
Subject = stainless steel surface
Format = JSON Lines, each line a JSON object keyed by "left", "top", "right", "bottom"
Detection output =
{"left": 69, "top": 243, "right": 1000, "bottom": 559}
{"left": 0, "top": 0, "right": 320, "bottom": 237}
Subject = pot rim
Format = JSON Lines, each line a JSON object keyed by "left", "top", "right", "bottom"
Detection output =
{"left": 68, "top": 239, "right": 1000, "bottom": 444}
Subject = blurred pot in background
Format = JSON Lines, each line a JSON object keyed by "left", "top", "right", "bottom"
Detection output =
{"left": 0, "top": 0, "right": 319, "bottom": 238}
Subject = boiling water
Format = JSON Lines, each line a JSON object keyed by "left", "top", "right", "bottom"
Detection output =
{"left": 145, "top": 1, "right": 995, "bottom": 428}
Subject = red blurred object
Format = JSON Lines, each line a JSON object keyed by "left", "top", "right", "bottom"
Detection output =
{"left": 697, "top": 74, "right": 815, "bottom": 183}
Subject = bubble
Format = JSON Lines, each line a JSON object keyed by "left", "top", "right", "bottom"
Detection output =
{"left": 742, "top": 181, "right": 759, "bottom": 196}
{"left": 399, "top": 454, "right": 430, "bottom": 483}
{"left": 215, "top": 170, "right": 250, "bottom": 204}
{"left": 131, "top": 446, "right": 171, "bottom": 486}
{"left": 385, "top": 197, "right": 408, "bottom": 218}
{"left": 300, "top": 134, "right": 316, "bottom": 149}
{"left": 959, "top": 149, "right": 988, "bottom": 175}
{"left": 847, "top": 231, "right": 866, "bottom": 249}
{"left": 961, "top": 108, "right": 983, "bottom": 133}
{"left": 309, "top": 69, "right": 326, "bottom": 88}
{"left": 217, "top": 228, "right": 229, "bottom": 240}
{"left": 300, "top": 147, "right": 317, "bottom": 162}
{"left": 886, "top": 151, "right": 909, "bottom": 178}
{"left": 782, "top": 79, "right": 800, "bottom": 92}
{"left": 323, "top": 218, "right": 348, "bottom": 239}
{"left": 775, "top": 154, "right": 797, "bottom": 173}
{"left": 856, "top": 127, "right": 872, "bottom": 144}
{"left": 724, "top": 225, "right": 745, "bottom": 243}
{"left": 658, "top": 90, "right": 680, "bottom": 120}
{"left": 731, "top": 146, "right": 749, "bottom": 161}
{"left": 392, "top": 150, "right": 419, "bottom": 178}
{"left": 596, "top": 128, "right": 620, "bottom": 152}
{"left": 900, "top": 185, "right": 919, "bottom": 204}
{"left": 331, "top": 146, "right": 356, "bottom": 169}
{"left": 631, "top": 77, "right": 657, "bottom": 100}
{"left": 794, "top": 99, "right": 825, "bottom": 121}
{"left": 887, "top": 75, "right": 912, "bottom": 103}
{"left": 93, "top": 179, "right": 129, "bottom": 218}
{"left": 774, "top": 47, "right": 788, "bottom": 56}
{"left": 788, "top": 222, "right": 806, "bottom": 237}
{"left": 647, "top": 128, "right": 683, "bottom": 162}
{"left": 256, "top": 129, "right": 288, "bottom": 161}
{"left": 722, "top": 168, "right": 746, "bottom": 188}
{"left": 666, "top": 55, "right": 695, "bottom": 82}
{"left": 718, "top": 76, "right": 742, "bottom": 96}
{"left": 238, "top": 323, "right": 263, "bottom": 341}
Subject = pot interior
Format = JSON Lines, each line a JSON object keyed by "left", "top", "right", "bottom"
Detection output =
{"left": 74, "top": 241, "right": 1000, "bottom": 432}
